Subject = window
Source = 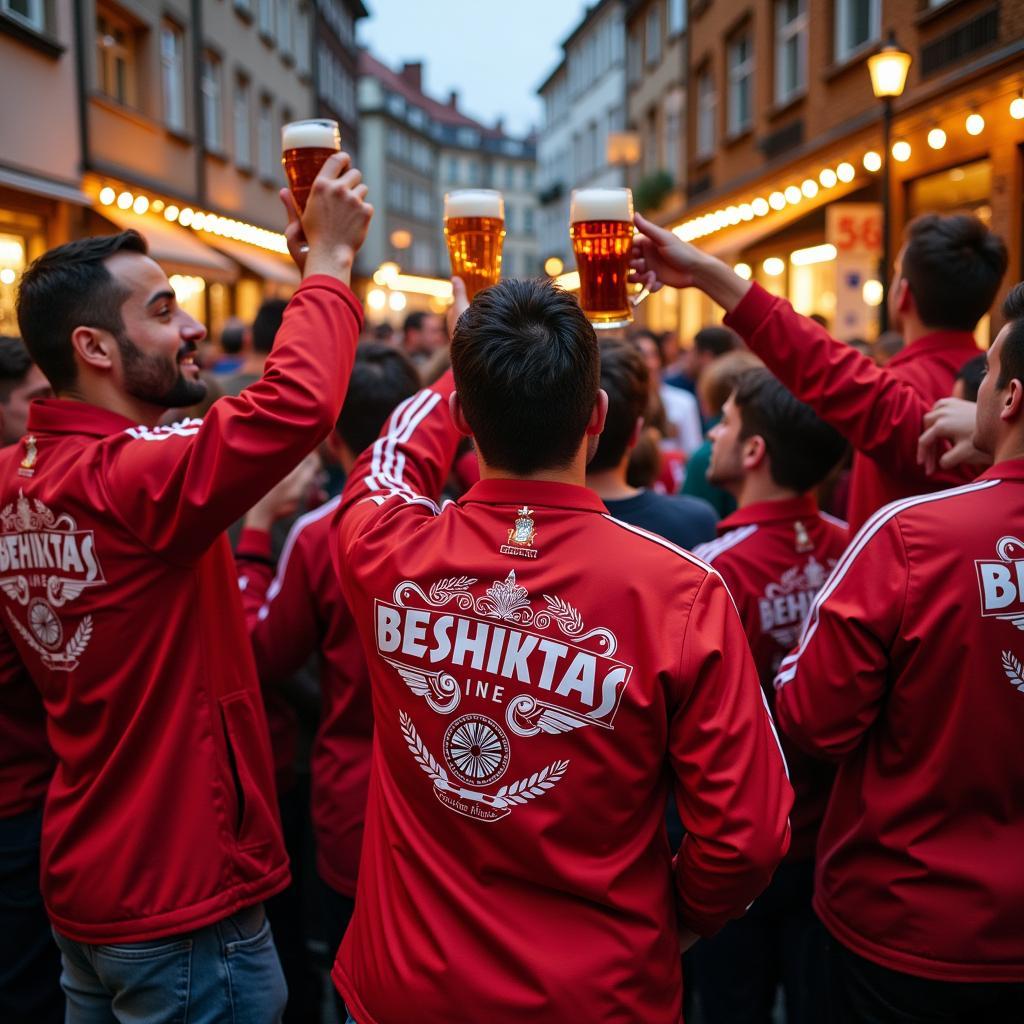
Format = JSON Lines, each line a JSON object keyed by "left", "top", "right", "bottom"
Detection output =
{"left": 506, "top": 204, "right": 516, "bottom": 232}
{"left": 525, "top": 168, "right": 534, "bottom": 191}
{"left": 646, "top": 5, "right": 662, "bottom": 66}
{"left": 524, "top": 207, "right": 534, "bottom": 233}
{"left": 665, "top": 88, "right": 683, "bottom": 181}
{"left": 628, "top": 29, "right": 644, "bottom": 84}
{"left": 446, "top": 156, "right": 458, "bottom": 182}
{"left": 775, "top": 0, "right": 807, "bottom": 103}
{"left": 696, "top": 66, "right": 716, "bottom": 159}
{"left": 294, "top": 4, "right": 310, "bottom": 74}
{"left": 728, "top": 32, "right": 754, "bottom": 135}
{"left": 234, "top": 75, "right": 252, "bottom": 169}
{"left": 835, "top": 0, "right": 880, "bottom": 62}
{"left": 258, "top": 97, "right": 274, "bottom": 180}
{"left": 160, "top": 23, "right": 186, "bottom": 132}
{"left": 2, "top": 0, "right": 44, "bottom": 32}
{"left": 258, "top": 0, "right": 274, "bottom": 37}
{"left": 201, "top": 53, "right": 223, "bottom": 150}
{"left": 96, "top": 7, "right": 137, "bottom": 107}
{"left": 505, "top": 164, "right": 517, "bottom": 190}
{"left": 668, "top": 0, "right": 686, "bottom": 36}
{"left": 277, "top": 0, "right": 291, "bottom": 58}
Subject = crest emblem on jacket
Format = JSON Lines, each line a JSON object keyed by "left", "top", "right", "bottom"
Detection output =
{"left": 975, "top": 536, "right": 1024, "bottom": 696}
{"left": 0, "top": 491, "right": 105, "bottom": 670}
{"left": 501, "top": 506, "right": 538, "bottom": 559}
{"left": 18, "top": 435, "right": 37, "bottom": 477}
{"left": 378, "top": 571, "right": 633, "bottom": 821}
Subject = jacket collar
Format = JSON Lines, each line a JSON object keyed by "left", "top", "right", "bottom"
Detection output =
{"left": 979, "top": 458, "right": 1024, "bottom": 482}
{"left": 888, "top": 330, "right": 979, "bottom": 367}
{"left": 717, "top": 493, "right": 820, "bottom": 533}
{"left": 458, "top": 477, "right": 608, "bottom": 514}
{"left": 28, "top": 399, "right": 139, "bottom": 439}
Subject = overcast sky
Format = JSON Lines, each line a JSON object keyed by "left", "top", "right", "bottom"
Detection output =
{"left": 359, "top": 1, "right": 591, "bottom": 137}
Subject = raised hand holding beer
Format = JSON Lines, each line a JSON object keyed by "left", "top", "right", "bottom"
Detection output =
{"left": 281, "top": 150, "right": 372, "bottom": 286}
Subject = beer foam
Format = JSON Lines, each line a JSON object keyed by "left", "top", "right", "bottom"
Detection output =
{"left": 570, "top": 188, "right": 634, "bottom": 223}
{"left": 281, "top": 119, "right": 340, "bottom": 151}
{"left": 445, "top": 190, "right": 504, "bottom": 219}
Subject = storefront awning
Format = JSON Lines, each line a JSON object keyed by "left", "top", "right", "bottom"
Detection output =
{"left": 0, "top": 165, "right": 91, "bottom": 206}
{"left": 99, "top": 207, "right": 238, "bottom": 284}
{"left": 208, "top": 235, "right": 300, "bottom": 286}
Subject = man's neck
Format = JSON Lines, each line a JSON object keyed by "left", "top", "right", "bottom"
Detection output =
{"left": 478, "top": 451, "right": 591, "bottom": 488}
{"left": 992, "top": 435, "right": 1024, "bottom": 466}
{"left": 736, "top": 474, "right": 800, "bottom": 509}
{"left": 58, "top": 384, "right": 163, "bottom": 427}
{"left": 903, "top": 319, "right": 971, "bottom": 346}
{"left": 586, "top": 462, "right": 639, "bottom": 501}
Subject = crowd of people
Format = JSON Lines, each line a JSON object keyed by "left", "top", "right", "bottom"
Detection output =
{"left": 1, "top": 151, "right": 1022, "bottom": 1024}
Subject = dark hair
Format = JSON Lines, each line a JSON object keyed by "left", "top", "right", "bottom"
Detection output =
{"left": 901, "top": 214, "right": 1007, "bottom": 331}
{"left": 0, "top": 336, "right": 34, "bottom": 402}
{"left": 252, "top": 298, "right": 288, "bottom": 354}
{"left": 955, "top": 353, "right": 986, "bottom": 402}
{"left": 450, "top": 278, "right": 598, "bottom": 474}
{"left": 694, "top": 325, "right": 740, "bottom": 358}
{"left": 629, "top": 327, "right": 665, "bottom": 367}
{"left": 733, "top": 367, "right": 847, "bottom": 493}
{"left": 220, "top": 321, "right": 246, "bottom": 355}
{"left": 17, "top": 230, "right": 148, "bottom": 391}
{"left": 403, "top": 311, "right": 428, "bottom": 334}
{"left": 372, "top": 322, "right": 395, "bottom": 342}
{"left": 590, "top": 339, "right": 649, "bottom": 472}
{"left": 996, "top": 283, "right": 1024, "bottom": 390}
{"left": 336, "top": 344, "right": 420, "bottom": 454}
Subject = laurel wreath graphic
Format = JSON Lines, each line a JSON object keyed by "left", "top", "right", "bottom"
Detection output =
{"left": 400, "top": 710, "right": 448, "bottom": 783}
{"left": 494, "top": 760, "right": 570, "bottom": 805}
{"left": 400, "top": 710, "right": 569, "bottom": 806}
{"left": 7, "top": 608, "right": 92, "bottom": 669}
{"left": 1001, "top": 650, "right": 1024, "bottom": 693}
{"left": 537, "top": 595, "right": 584, "bottom": 636}
{"left": 428, "top": 576, "right": 476, "bottom": 608}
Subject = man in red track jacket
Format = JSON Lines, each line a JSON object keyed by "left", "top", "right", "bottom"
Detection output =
{"left": 772, "top": 284, "right": 1024, "bottom": 1021}
{"left": 331, "top": 278, "right": 792, "bottom": 1024}
{"left": 630, "top": 213, "right": 1007, "bottom": 532}
{"left": 5, "top": 154, "right": 371, "bottom": 1022}
{"left": 235, "top": 344, "right": 419, "bottom": 989}
{"left": 692, "top": 368, "right": 847, "bottom": 1024}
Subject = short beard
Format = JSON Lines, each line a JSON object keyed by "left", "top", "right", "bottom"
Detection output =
{"left": 115, "top": 330, "right": 207, "bottom": 409}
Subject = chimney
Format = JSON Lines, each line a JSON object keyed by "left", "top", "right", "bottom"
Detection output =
{"left": 401, "top": 61, "right": 423, "bottom": 92}
{"left": 494, "top": 116, "right": 505, "bottom": 134}
{"left": 448, "top": 90, "right": 459, "bottom": 110}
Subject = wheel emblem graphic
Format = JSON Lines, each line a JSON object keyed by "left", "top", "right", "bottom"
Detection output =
{"left": 443, "top": 714, "right": 510, "bottom": 787}
{"left": 28, "top": 599, "right": 62, "bottom": 649}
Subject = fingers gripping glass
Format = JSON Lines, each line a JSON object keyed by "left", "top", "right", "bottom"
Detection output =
{"left": 569, "top": 188, "right": 649, "bottom": 329}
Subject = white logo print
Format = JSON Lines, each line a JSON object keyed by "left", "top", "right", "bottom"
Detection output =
{"left": 0, "top": 491, "right": 104, "bottom": 671}
{"left": 974, "top": 537, "right": 1024, "bottom": 697}
{"left": 758, "top": 555, "right": 834, "bottom": 651}
{"left": 385, "top": 572, "right": 633, "bottom": 822}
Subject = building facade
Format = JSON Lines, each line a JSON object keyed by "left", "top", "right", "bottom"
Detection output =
{"left": 0, "top": 0, "right": 86, "bottom": 334}
{"left": 625, "top": 0, "right": 687, "bottom": 215}
{"left": 357, "top": 53, "right": 538, "bottom": 322}
{"left": 313, "top": 0, "right": 365, "bottom": 166}
{"left": 537, "top": 0, "right": 629, "bottom": 268}
{"left": 644, "top": 0, "right": 1024, "bottom": 342}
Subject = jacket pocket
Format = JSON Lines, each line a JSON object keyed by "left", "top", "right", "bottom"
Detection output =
{"left": 218, "top": 692, "right": 277, "bottom": 852}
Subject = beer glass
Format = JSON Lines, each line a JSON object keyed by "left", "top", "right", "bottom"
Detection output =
{"left": 281, "top": 118, "right": 341, "bottom": 213}
{"left": 569, "top": 188, "right": 638, "bottom": 328}
{"left": 444, "top": 189, "right": 505, "bottom": 300}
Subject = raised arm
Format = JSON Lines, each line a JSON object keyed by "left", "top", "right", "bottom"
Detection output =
{"left": 670, "top": 570, "right": 793, "bottom": 935}
{"left": 104, "top": 154, "right": 373, "bottom": 561}
{"left": 631, "top": 215, "right": 975, "bottom": 482}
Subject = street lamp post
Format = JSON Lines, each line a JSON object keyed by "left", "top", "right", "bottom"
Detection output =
{"left": 867, "top": 33, "right": 912, "bottom": 333}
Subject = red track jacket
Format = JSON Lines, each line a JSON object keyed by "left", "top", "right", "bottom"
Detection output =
{"left": 775, "top": 465, "right": 1024, "bottom": 982}
{"left": 330, "top": 373, "right": 792, "bottom": 1024}
{"left": 236, "top": 506, "right": 372, "bottom": 899}
{"left": 724, "top": 284, "right": 979, "bottom": 532}
{"left": 0, "top": 275, "right": 362, "bottom": 943}
{"left": 694, "top": 496, "right": 847, "bottom": 861}
{"left": 0, "top": 619, "right": 53, "bottom": 817}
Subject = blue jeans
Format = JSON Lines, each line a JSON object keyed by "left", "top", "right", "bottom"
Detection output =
{"left": 53, "top": 902, "right": 287, "bottom": 1024}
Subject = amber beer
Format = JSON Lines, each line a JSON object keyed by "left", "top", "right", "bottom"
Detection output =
{"left": 281, "top": 119, "right": 341, "bottom": 213}
{"left": 444, "top": 190, "right": 505, "bottom": 300}
{"left": 569, "top": 188, "right": 635, "bottom": 328}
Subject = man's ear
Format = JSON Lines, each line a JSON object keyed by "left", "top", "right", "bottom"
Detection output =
{"left": 742, "top": 433, "right": 767, "bottom": 472}
{"left": 894, "top": 277, "right": 913, "bottom": 315}
{"left": 585, "top": 388, "right": 609, "bottom": 436}
{"left": 449, "top": 391, "right": 473, "bottom": 437}
{"left": 69, "top": 326, "right": 117, "bottom": 372}
{"left": 1002, "top": 378, "right": 1024, "bottom": 423}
